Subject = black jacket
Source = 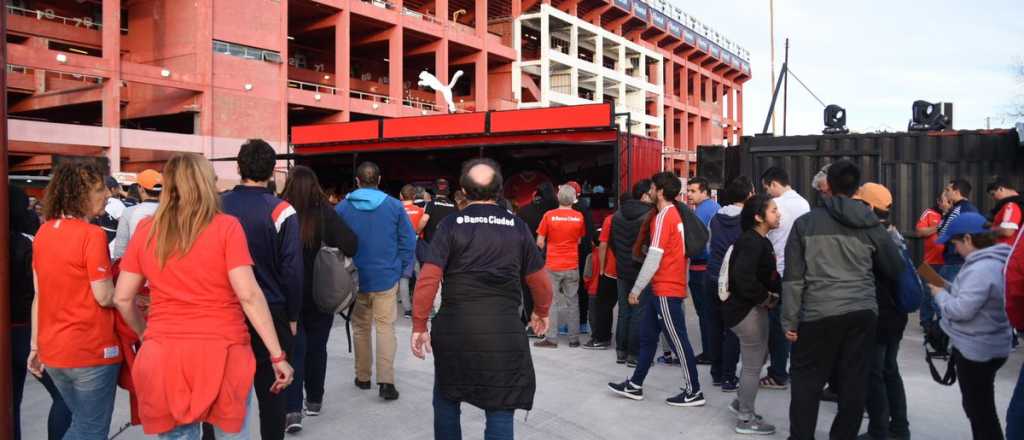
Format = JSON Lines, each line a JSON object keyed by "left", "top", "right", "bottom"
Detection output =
{"left": 301, "top": 204, "right": 358, "bottom": 316}
{"left": 723, "top": 230, "right": 781, "bottom": 328}
{"left": 874, "top": 227, "right": 909, "bottom": 341}
{"left": 9, "top": 186, "right": 34, "bottom": 324}
{"left": 610, "top": 200, "right": 654, "bottom": 282}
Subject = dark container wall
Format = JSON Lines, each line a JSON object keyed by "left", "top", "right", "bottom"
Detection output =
{"left": 727, "top": 129, "right": 1023, "bottom": 262}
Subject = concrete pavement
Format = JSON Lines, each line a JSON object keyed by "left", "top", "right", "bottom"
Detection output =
{"left": 17, "top": 303, "right": 1022, "bottom": 439}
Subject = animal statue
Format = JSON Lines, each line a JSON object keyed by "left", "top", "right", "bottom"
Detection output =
{"left": 417, "top": 70, "right": 463, "bottom": 113}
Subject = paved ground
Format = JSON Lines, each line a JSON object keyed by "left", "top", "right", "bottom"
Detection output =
{"left": 19, "top": 303, "right": 1022, "bottom": 439}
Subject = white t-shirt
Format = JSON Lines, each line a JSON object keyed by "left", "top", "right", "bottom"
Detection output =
{"left": 767, "top": 189, "right": 811, "bottom": 275}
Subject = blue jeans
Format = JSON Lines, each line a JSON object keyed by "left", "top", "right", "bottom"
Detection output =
{"left": 48, "top": 363, "right": 120, "bottom": 440}
{"left": 287, "top": 310, "right": 335, "bottom": 413}
{"left": 688, "top": 269, "right": 709, "bottom": 355}
{"left": 615, "top": 278, "right": 651, "bottom": 357}
{"left": 432, "top": 384, "right": 514, "bottom": 440}
{"left": 767, "top": 305, "right": 790, "bottom": 383}
{"left": 705, "top": 278, "right": 740, "bottom": 382}
{"left": 630, "top": 294, "right": 701, "bottom": 394}
{"left": 918, "top": 264, "right": 945, "bottom": 326}
{"left": 160, "top": 390, "right": 254, "bottom": 439}
{"left": 38, "top": 371, "right": 72, "bottom": 440}
{"left": 1008, "top": 363, "right": 1024, "bottom": 440}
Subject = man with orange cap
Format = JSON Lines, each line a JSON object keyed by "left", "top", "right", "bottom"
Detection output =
{"left": 853, "top": 182, "right": 912, "bottom": 440}
{"left": 113, "top": 169, "right": 163, "bottom": 260}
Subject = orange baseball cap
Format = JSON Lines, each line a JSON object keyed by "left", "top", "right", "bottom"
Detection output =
{"left": 137, "top": 169, "right": 163, "bottom": 191}
{"left": 853, "top": 182, "right": 892, "bottom": 212}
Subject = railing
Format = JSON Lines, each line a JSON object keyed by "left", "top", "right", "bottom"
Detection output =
{"left": 288, "top": 79, "right": 337, "bottom": 95}
{"left": 7, "top": 63, "right": 103, "bottom": 84}
{"left": 6, "top": 4, "right": 127, "bottom": 32}
{"left": 213, "top": 40, "right": 282, "bottom": 64}
{"left": 361, "top": 0, "right": 396, "bottom": 10}
{"left": 350, "top": 90, "right": 391, "bottom": 104}
{"left": 402, "top": 7, "right": 439, "bottom": 23}
{"left": 6, "top": 64, "right": 32, "bottom": 75}
{"left": 403, "top": 98, "right": 438, "bottom": 112}
{"left": 448, "top": 21, "right": 477, "bottom": 35}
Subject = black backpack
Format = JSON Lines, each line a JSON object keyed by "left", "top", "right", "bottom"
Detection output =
{"left": 675, "top": 202, "right": 710, "bottom": 258}
{"left": 923, "top": 322, "right": 956, "bottom": 385}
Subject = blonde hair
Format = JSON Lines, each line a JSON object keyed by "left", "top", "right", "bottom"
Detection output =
{"left": 147, "top": 153, "right": 221, "bottom": 267}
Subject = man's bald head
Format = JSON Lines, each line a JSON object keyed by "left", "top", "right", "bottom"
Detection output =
{"left": 460, "top": 158, "right": 503, "bottom": 201}
{"left": 355, "top": 161, "right": 381, "bottom": 188}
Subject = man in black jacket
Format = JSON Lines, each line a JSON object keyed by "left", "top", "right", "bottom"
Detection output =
{"left": 611, "top": 179, "right": 654, "bottom": 365}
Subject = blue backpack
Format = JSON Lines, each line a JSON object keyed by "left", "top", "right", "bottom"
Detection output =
{"left": 894, "top": 245, "right": 925, "bottom": 313}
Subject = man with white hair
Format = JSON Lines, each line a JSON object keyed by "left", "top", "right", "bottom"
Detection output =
{"left": 534, "top": 184, "right": 587, "bottom": 348}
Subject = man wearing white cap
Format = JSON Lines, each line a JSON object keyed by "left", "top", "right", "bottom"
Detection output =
{"left": 113, "top": 169, "right": 163, "bottom": 260}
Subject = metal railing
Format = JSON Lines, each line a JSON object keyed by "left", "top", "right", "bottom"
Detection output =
{"left": 287, "top": 79, "right": 337, "bottom": 95}
{"left": 350, "top": 90, "right": 390, "bottom": 104}
{"left": 361, "top": 0, "right": 396, "bottom": 10}
{"left": 403, "top": 98, "right": 437, "bottom": 112}
{"left": 6, "top": 4, "right": 127, "bottom": 32}
{"left": 7, "top": 63, "right": 103, "bottom": 84}
{"left": 402, "top": 7, "right": 439, "bottom": 23}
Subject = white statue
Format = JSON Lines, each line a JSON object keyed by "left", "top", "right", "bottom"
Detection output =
{"left": 418, "top": 70, "right": 463, "bottom": 113}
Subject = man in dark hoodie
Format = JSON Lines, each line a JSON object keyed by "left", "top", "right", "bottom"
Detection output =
{"left": 336, "top": 162, "right": 417, "bottom": 401}
{"left": 936, "top": 179, "right": 978, "bottom": 283}
{"left": 781, "top": 160, "right": 905, "bottom": 440}
{"left": 610, "top": 179, "right": 654, "bottom": 365}
{"left": 706, "top": 176, "right": 752, "bottom": 391}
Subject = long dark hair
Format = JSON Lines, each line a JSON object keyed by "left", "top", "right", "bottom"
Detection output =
{"left": 741, "top": 194, "right": 773, "bottom": 231}
{"left": 282, "top": 166, "right": 328, "bottom": 248}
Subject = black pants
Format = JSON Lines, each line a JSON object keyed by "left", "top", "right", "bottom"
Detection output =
{"left": 864, "top": 331, "right": 909, "bottom": 438}
{"left": 706, "top": 278, "right": 739, "bottom": 382}
{"left": 789, "top": 310, "right": 876, "bottom": 440}
{"left": 954, "top": 349, "right": 1007, "bottom": 440}
{"left": 248, "top": 306, "right": 295, "bottom": 440}
{"left": 589, "top": 276, "right": 618, "bottom": 342}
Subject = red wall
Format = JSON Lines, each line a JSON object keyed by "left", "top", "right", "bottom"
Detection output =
{"left": 619, "top": 133, "right": 662, "bottom": 193}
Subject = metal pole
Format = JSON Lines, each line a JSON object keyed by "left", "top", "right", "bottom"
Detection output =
{"left": 761, "top": 62, "right": 787, "bottom": 135}
{"left": 0, "top": 4, "right": 13, "bottom": 439}
{"left": 768, "top": 0, "right": 776, "bottom": 134}
{"left": 782, "top": 38, "right": 789, "bottom": 136}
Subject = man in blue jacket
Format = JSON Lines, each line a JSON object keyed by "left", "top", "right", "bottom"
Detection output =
{"left": 222, "top": 138, "right": 303, "bottom": 440}
{"left": 685, "top": 177, "right": 720, "bottom": 365}
{"left": 337, "top": 162, "right": 417, "bottom": 401}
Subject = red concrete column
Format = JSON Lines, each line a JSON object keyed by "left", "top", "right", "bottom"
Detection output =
{"left": 437, "top": 0, "right": 448, "bottom": 28}
{"left": 475, "top": 0, "right": 487, "bottom": 37}
{"left": 279, "top": 0, "right": 289, "bottom": 148}
{"left": 102, "top": 0, "right": 122, "bottom": 172}
{"left": 325, "top": 10, "right": 351, "bottom": 122}
{"left": 474, "top": 50, "right": 487, "bottom": 111}
{"left": 736, "top": 89, "right": 744, "bottom": 138}
{"left": 389, "top": 27, "right": 403, "bottom": 105}
{"left": 727, "top": 85, "right": 735, "bottom": 144}
{"left": 663, "top": 60, "right": 673, "bottom": 99}
{"left": 197, "top": 0, "right": 214, "bottom": 155}
{"left": 435, "top": 40, "right": 449, "bottom": 109}
{"left": 664, "top": 106, "right": 674, "bottom": 150}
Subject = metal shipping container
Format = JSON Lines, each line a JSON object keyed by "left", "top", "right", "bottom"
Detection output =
{"left": 729, "top": 129, "right": 1023, "bottom": 261}
{"left": 619, "top": 133, "right": 663, "bottom": 195}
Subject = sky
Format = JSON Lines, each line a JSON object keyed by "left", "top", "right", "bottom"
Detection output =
{"left": 678, "top": 0, "right": 1024, "bottom": 135}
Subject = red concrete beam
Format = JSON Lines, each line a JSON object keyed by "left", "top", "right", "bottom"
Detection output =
{"left": 354, "top": 28, "right": 395, "bottom": 46}
{"left": 7, "top": 13, "right": 102, "bottom": 48}
{"left": 8, "top": 85, "right": 105, "bottom": 113}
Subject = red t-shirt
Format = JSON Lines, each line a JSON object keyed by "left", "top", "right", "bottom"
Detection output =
{"left": 537, "top": 208, "right": 585, "bottom": 271}
{"left": 649, "top": 205, "right": 688, "bottom": 297}
{"left": 599, "top": 215, "right": 617, "bottom": 278}
{"left": 916, "top": 208, "right": 944, "bottom": 265}
{"left": 33, "top": 218, "right": 121, "bottom": 368}
{"left": 994, "top": 202, "right": 1022, "bottom": 245}
{"left": 404, "top": 203, "right": 425, "bottom": 236}
{"left": 120, "top": 214, "right": 257, "bottom": 434}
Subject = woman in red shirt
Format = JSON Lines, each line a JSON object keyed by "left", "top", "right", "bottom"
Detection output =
{"left": 29, "top": 160, "right": 121, "bottom": 440}
{"left": 114, "top": 153, "right": 294, "bottom": 438}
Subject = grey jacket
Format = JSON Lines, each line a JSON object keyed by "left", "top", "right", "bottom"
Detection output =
{"left": 936, "top": 244, "right": 1013, "bottom": 362}
{"left": 781, "top": 196, "right": 905, "bottom": 331}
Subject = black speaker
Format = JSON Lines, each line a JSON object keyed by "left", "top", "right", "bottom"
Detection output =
{"left": 908, "top": 100, "right": 953, "bottom": 131}
{"left": 823, "top": 104, "right": 849, "bottom": 135}
{"left": 697, "top": 145, "right": 725, "bottom": 188}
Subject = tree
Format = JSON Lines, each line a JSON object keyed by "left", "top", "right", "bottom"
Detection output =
{"left": 1009, "top": 57, "right": 1024, "bottom": 122}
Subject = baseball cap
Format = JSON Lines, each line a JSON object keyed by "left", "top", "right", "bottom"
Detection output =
{"left": 105, "top": 176, "right": 120, "bottom": 189}
{"left": 936, "top": 212, "right": 988, "bottom": 244}
{"left": 137, "top": 169, "right": 163, "bottom": 192}
{"left": 566, "top": 180, "right": 582, "bottom": 197}
{"left": 852, "top": 182, "right": 892, "bottom": 212}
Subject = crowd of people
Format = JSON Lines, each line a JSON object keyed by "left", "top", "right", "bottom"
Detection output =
{"left": 6, "top": 137, "right": 1024, "bottom": 440}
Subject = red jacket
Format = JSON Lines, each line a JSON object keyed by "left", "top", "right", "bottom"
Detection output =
{"left": 1007, "top": 234, "right": 1024, "bottom": 331}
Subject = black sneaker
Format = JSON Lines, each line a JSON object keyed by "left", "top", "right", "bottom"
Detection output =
{"left": 285, "top": 412, "right": 303, "bottom": 434}
{"left": 626, "top": 356, "right": 638, "bottom": 368}
{"left": 607, "top": 380, "right": 644, "bottom": 400}
{"left": 354, "top": 378, "right": 371, "bottom": 390}
{"left": 568, "top": 340, "right": 581, "bottom": 348}
{"left": 379, "top": 383, "right": 400, "bottom": 400}
{"left": 304, "top": 401, "right": 322, "bottom": 416}
{"left": 695, "top": 353, "right": 712, "bottom": 365}
{"left": 583, "top": 339, "right": 611, "bottom": 350}
{"left": 616, "top": 351, "right": 627, "bottom": 364}
{"left": 721, "top": 377, "right": 739, "bottom": 393}
{"left": 822, "top": 387, "right": 838, "bottom": 403}
{"left": 712, "top": 376, "right": 724, "bottom": 387}
{"left": 666, "top": 390, "right": 706, "bottom": 407}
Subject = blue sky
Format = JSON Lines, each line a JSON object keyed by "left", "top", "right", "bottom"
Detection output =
{"left": 678, "top": 0, "right": 1024, "bottom": 134}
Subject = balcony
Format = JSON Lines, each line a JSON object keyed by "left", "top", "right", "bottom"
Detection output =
{"left": 6, "top": 4, "right": 126, "bottom": 33}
